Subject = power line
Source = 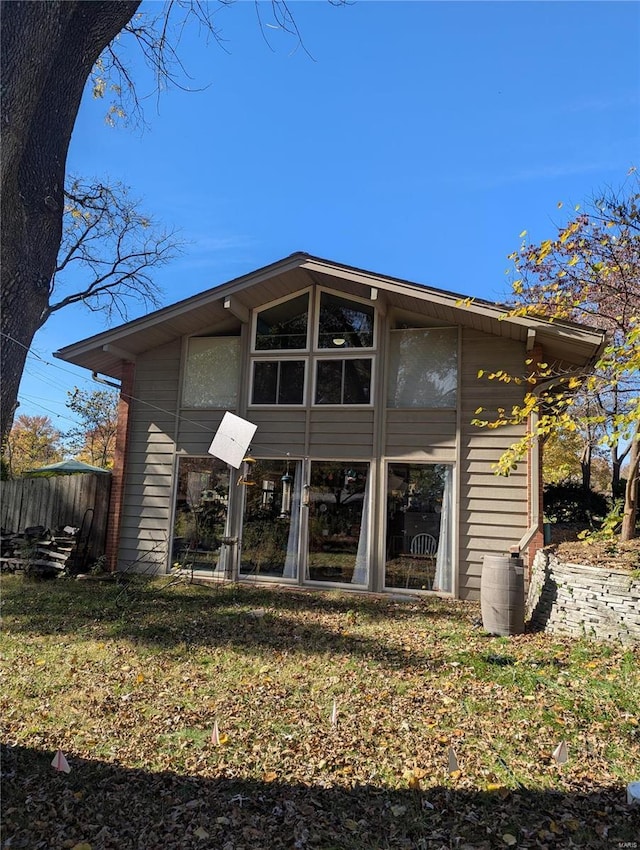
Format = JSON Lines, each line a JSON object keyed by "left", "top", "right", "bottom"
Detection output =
{"left": 4, "top": 331, "right": 292, "bottom": 459}
{"left": 17, "top": 394, "right": 79, "bottom": 426}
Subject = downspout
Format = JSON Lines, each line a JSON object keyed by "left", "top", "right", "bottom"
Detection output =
{"left": 92, "top": 372, "right": 121, "bottom": 390}
{"left": 518, "top": 333, "right": 544, "bottom": 557}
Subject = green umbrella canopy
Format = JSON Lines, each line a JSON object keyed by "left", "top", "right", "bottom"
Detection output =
{"left": 24, "top": 459, "right": 112, "bottom": 476}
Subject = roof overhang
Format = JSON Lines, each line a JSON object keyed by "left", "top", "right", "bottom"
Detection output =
{"left": 54, "top": 252, "right": 607, "bottom": 381}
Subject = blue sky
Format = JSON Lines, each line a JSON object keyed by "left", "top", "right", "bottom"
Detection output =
{"left": 18, "top": 0, "right": 640, "bottom": 432}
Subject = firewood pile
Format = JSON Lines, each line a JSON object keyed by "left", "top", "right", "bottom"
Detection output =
{"left": 0, "top": 525, "right": 80, "bottom": 577}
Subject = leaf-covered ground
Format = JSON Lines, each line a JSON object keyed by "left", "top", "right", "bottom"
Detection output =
{"left": 1, "top": 575, "right": 639, "bottom": 849}
{"left": 553, "top": 538, "right": 640, "bottom": 572}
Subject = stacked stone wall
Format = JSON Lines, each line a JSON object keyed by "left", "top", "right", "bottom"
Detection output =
{"left": 526, "top": 549, "right": 640, "bottom": 644}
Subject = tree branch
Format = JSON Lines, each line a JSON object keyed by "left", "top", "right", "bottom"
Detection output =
{"left": 44, "top": 177, "right": 183, "bottom": 326}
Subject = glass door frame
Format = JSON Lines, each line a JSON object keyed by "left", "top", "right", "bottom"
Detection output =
{"left": 301, "top": 458, "right": 373, "bottom": 591}
{"left": 383, "top": 460, "right": 456, "bottom": 595}
{"left": 237, "top": 457, "right": 304, "bottom": 585}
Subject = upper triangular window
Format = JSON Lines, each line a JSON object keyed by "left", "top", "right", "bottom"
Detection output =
{"left": 317, "top": 292, "right": 374, "bottom": 349}
{"left": 254, "top": 293, "right": 309, "bottom": 351}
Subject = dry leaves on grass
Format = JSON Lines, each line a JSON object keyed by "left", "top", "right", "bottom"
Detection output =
{"left": 553, "top": 538, "right": 640, "bottom": 571}
{"left": 1, "top": 577, "right": 639, "bottom": 849}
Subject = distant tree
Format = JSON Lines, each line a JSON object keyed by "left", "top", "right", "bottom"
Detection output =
{"left": 542, "top": 431, "right": 584, "bottom": 486}
{"left": 474, "top": 175, "right": 640, "bottom": 539}
{"left": 590, "top": 455, "right": 614, "bottom": 496}
{"left": 1, "top": 0, "right": 342, "bottom": 444}
{"left": 4, "top": 415, "right": 64, "bottom": 478}
{"left": 542, "top": 429, "right": 613, "bottom": 500}
{"left": 65, "top": 387, "right": 119, "bottom": 469}
{"left": 540, "top": 394, "right": 613, "bottom": 492}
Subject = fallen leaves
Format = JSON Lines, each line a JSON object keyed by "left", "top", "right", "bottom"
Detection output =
{"left": 1, "top": 578, "right": 639, "bottom": 849}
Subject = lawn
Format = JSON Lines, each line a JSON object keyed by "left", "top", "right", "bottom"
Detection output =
{"left": 1, "top": 574, "right": 639, "bottom": 849}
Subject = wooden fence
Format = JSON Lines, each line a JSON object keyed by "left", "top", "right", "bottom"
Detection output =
{"left": 0, "top": 473, "right": 111, "bottom": 563}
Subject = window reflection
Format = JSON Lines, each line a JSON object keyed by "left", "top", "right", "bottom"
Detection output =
{"left": 172, "top": 457, "right": 230, "bottom": 573}
{"left": 318, "top": 292, "right": 374, "bottom": 349}
{"left": 315, "top": 358, "right": 371, "bottom": 405}
{"left": 307, "top": 462, "right": 370, "bottom": 585}
{"left": 388, "top": 328, "right": 457, "bottom": 408}
{"left": 385, "top": 463, "right": 453, "bottom": 592}
{"left": 240, "top": 460, "right": 301, "bottom": 579}
{"left": 183, "top": 337, "right": 240, "bottom": 408}
{"left": 255, "top": 294, "right": 309, "bottom": 350}
{"left": 252, "top": 360, "right": 305, "bottom": 405}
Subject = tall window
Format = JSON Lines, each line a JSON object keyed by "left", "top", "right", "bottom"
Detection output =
{"left": 384, "top": 463, "right": 453, "bottom": 593}
{"left": 240, "top": 459, "right": 302, "bottom": 580}
{"left": 387, "top": 328, "right": 457, "bottom": 408}
{"left": 172, "top": 457, "right": 230, "bottom": 573}
{"left": 317, "top": 292, "right": 374, "bottom": 349}
{"left": 255, "top": 293, "right": 309, "bottom": 351}
{"left": 306, "top": 461, "right": 370, "bottom": 586}
{"left": 183, "top": 337, "right": 240, "bottom": 408}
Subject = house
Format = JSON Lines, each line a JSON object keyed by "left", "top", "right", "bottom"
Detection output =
{"left": 55, "top": 253, "right": 605, "bottom": 599}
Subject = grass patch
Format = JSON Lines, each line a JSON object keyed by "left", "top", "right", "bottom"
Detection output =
{"left": 1, "top": 575, "right": 639, "bottom": 849}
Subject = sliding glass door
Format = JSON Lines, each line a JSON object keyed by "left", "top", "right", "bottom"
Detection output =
{"left": 306, "top": 461, "right": 370, "bottom": 587}
{"left": 172, "top": 457, "right": 230, "bottom": 574}
{"left": 239, "top": 459, "right": 302, "bottom": 580}
{"left": 385, "top": 463, "right": 453, "bottom": 593}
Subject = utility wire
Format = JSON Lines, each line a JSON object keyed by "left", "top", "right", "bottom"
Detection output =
{"left": 4, "top": 331, "right": 295, "bottom": 460}
{"left": 17, "top": 393, "right": 80, "bottom": 427}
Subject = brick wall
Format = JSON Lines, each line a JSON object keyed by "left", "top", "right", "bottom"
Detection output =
{"left": 105, "top": 361, "right": 135, "bottom": 573}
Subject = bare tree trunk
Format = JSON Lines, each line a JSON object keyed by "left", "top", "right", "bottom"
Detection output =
{"left": 621, "top": 424, "right": 639, "bottom": 541}
{"left": 1, "top": 1, "right": 140, "bottom": 443}
{"left": 611, "top": 444, "right": 623, "bottom": 498}
{"left": 580, "top": 440, "right": 592, "bottom": 493}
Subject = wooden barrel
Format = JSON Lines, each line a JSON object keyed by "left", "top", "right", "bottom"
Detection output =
{"left": 480, "top": 554, "right": 525, "bottom": 636}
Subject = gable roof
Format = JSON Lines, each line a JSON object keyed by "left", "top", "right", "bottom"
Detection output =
{"left": 54, "top": 252, "right": 606, "bottom": 380}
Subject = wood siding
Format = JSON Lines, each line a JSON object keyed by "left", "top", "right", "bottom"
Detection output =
{"left": 247, "top": 410, "right": 307, "bottom": 456}
{"left": 457, "top": 329, "right": 529, "bottom": 600}
{"left": 385, "top": 408, "right": 456, "bottom": 461}
{"left": 118, "top": 341, "right": 180, "bottom": 572}
{"left": 177, "top": 410, "right": 226, "bottom": 455}
{"left": 308, "top": 409, "right": 375, "bottom": 458}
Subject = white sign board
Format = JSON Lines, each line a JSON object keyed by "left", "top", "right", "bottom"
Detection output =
{"left": 208, "top": 412, "right": 257, "bottom": 469}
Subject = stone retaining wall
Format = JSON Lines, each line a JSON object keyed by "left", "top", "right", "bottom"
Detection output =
{"left": 526, "top": 549, "right": 640, "bottom": 644}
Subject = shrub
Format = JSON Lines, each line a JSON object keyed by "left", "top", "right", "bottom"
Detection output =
{"left": 543, "top": 482, "right": 609, "bottom": 525}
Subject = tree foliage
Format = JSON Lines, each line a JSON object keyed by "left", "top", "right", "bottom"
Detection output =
{"left": 541, "top": 431, "right": 586, "bottom": 487}
{"left": 473, "top": 175, "right": 640, "bottom": 539}
{"left": 1, "top": 0, "right": 142, "bottom": 445}
{"left": 65, "top": 387, "right": 119, "bottom": 469}
{"left": 0, "top": 0, "right": 341, "bottom": 445}
{"left": 4, "top": 415, "right": 64, "bottom": 478}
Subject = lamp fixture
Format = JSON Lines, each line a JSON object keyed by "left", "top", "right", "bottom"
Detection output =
{"left": 332, "top": 337, "right": 346, "bottom": 347}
